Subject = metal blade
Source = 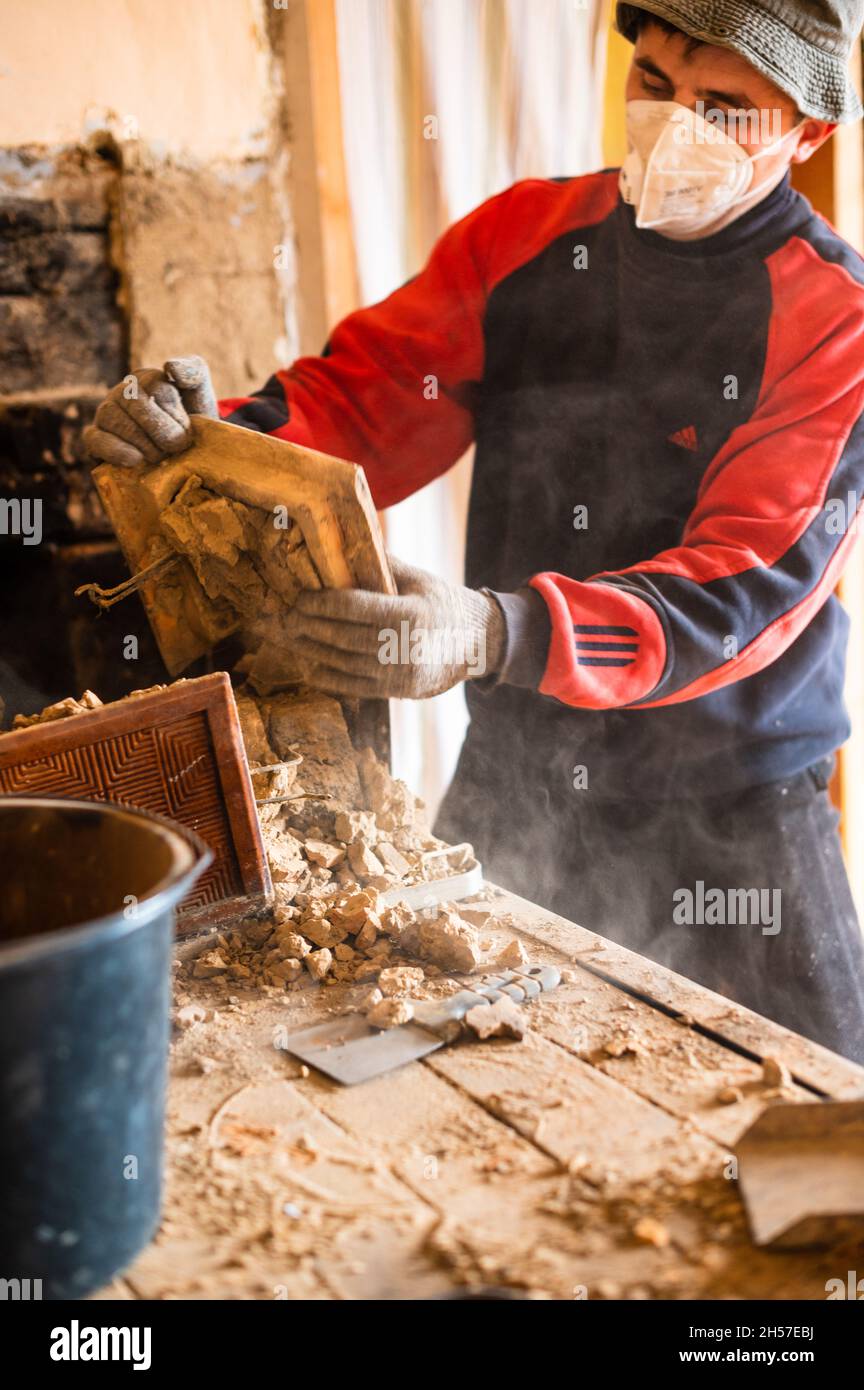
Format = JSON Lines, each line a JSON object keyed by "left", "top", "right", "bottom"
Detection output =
{"left": 284, "top": 1013, "right": 445, "bottom": 1085}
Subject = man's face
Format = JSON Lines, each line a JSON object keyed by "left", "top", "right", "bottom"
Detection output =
{"left": 625, "top": 21, "right": 832, "bottom": 190}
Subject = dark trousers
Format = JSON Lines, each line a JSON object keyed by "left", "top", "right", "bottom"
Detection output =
{"left": 437, "top": 756, "right": 864, "bottom": 1065}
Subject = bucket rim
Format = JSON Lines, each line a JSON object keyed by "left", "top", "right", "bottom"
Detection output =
{"left": 0, "top": 795, "right": 213, "bottom": 969}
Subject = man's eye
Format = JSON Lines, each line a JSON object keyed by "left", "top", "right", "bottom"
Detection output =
{"left": 641, "top": 75, "right": 670, "bottom": 95}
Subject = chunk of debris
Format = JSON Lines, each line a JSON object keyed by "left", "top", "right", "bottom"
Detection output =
{"left": 496, "top": 938, "right": 529, "bottom": 969}
{"left": 378, "top": 965, "right": 424, "bottom": 998}
{"left": 603, "top": 1036, "right": 644, "bottom": 1058}
{"left": 301, "top": 917, "right": 346, "bottom": 950}
{"left": 465, "top": 996, "right": 526, "bottom": 1041}
{"left": 304, "top": 839, "right": 345, "bottom": 869}
{"left": 633, "top": 1217, "right": 670, "bottom": 1248}
{"left": 368, "top": 997, "right": 414, "bottom": 1030}
{"left": 193, "top": 950, "right": 228, "bottom": 978}
{"left": 348, "top": 840, "right": 385, "bottom": 879}
{"left": 335, "top": 810, "right": 377, "bottom": 843}
{"left": 270, "top": 958, "right": 303, "bottom": 983}
{"left": 761, "top": 1056, "right": 792, "bottom": 1089}
{"left": 459, "top": 905, "right": 495, "bottom": 929}
{"left": 174, "top": 1003, "right": 207, "bottom": 1029}
{"left": 416, "top": 907, "right": 482, "bottom": 973}
{"left": 379, "top": 902, "right": 415, "bottom": 940}
{"left": 353, "top": 959, "right": 382, "bottom": 982}
{"left": 12, "top": 689, "right": 103, "bottom": 728}
{"left": 359, "top": 987, "right": 384, "bottom": 1012}
{"left": 377, "top": 841, "right": 412, "bottom": 877}
{"left": 354, "top": 919, "right": 378, "bottom": 952}
{"left": 306, "top": 948, "right": 333, "bottom": 981}
{"left": 265, "top": 831, "right": 309, "bottom": 886}
{"left": 272, "top": 902, "right": 299, "bottom": 927}
{"left": 275, "top": 930, "right": 311, "bottom": 959}
{"left": 194, "top": 1055, "right": 222, "bottom": 1075}
{"left": 716, "top": 1085, "right": 744, "bottom": 1105}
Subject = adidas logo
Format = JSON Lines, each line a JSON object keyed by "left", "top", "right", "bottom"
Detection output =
{"left": 668, "top": 425, "right": 698, "bottom": 451}
{"left": 573, "top": 624, "right": 638, "bottom": 667}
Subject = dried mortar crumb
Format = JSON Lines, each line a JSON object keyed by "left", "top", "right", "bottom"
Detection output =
{"left": 632, "top": 1217, "right": 670, "bottom": 1248}
{"left": 275, "top": 931, "right": 311, "bottom": 959}
{"left": 496, "top": 938, "right": 529, "bottom": 969}
{"left": 306, "top": 948, "right": 333, "bottom": 981}
{"left": 193, "top": 950, "right": 229, "bottom": 978}
{"left": 716, "top": 1085, "right": 744, "bottom": 1105}
{"left": 174, "top": 1003, "right": 207, "bottom": 1029}
{"left": 11, "top": 689, "right": 104, "bottom": 728}
{"left": 465, "top": 997, "right": 525, "bottom": 1041}
{"left": 415, "top": 907, "right": 482, "bottom": 973}
{"left": 270, "top": 959, "right": 303, "bottom": 983}
{"left": 305, "top": 839, "right": 345, "bottom": 868}
{"left": 347, "top": 840, "right": 385, "bottom": 879}
{"left": 378, "top": 965, "right": 425, "bottom": 998}
{"left": 367, "top": 997, "right": 414, "bottom": 1030}
{"left": 761, "top": 1056, "right": 792, "bottom": 1089}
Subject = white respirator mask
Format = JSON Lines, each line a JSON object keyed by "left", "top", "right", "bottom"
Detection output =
{"left": 619, "top": 100, "right": 802, "bottom": 238}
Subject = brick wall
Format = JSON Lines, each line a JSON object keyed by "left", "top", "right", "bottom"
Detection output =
{"left": 0, "top": 144, "right": 166, "bottom": 721}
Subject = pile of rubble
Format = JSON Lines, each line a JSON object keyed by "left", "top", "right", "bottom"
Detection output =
{"left": 188, "top": 685, "right": 520, "bottom": 1022}
{"left": 9, "top": 679, "right": 524, "bottom": 1026}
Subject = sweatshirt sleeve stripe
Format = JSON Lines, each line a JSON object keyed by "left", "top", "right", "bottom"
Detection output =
{"left": 530, "top": 237, "right": 864, "bottom": 711}
{"left": 532, "top": 572, "right": 668, "bottom": 706}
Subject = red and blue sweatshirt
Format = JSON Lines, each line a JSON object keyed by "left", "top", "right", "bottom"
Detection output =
{"left": 220, "top": 169, "right": 864, "bottom": 799}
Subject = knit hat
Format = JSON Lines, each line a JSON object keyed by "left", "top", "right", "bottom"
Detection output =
{"left": 616, "top": 2, "right": 864, "bottom": 121}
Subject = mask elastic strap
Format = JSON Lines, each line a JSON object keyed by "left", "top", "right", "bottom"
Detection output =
{"left": 748, "top": 120, "right": 806, "bottom": 164}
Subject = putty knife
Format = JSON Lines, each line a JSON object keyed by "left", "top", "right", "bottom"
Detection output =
{"left": 283, "top": 963, "right": 560, "bottom": 1085}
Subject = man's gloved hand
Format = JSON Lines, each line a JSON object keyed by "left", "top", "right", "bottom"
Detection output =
{"left": 83, "top": 355, "right": 218, "bottom": 468}
{"left": 284, "top": 557, "right": 507, "bottom": 699}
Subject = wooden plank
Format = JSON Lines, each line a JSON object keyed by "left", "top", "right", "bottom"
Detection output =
{"left": 493, "top": 887, "right": 864, "bottom": 1100}
{"left": 303, "top": 0, "right": 361, "bottom": 333}
{"left": 137, "top": 929, "right": 853, "bottom": 1299}
{"left": 506, "top": 949, "right": 816, "bottom": 1150}
{"left": 0, "top": 672, "right": 270, "bottom": 931}
{"left": 94, "top": 416, "right": 395, "bottom": 677}
{"left": 126, "top": 995, "right": 449, "bottom": 1300}
{"left": 421, "top": 1024, "right": 850, "bottom": 1299}
{"left": 306, "top": 1038, "right": 697, "bottom": 1297}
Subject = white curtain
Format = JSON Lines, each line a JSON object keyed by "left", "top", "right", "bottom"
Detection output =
{"left": 335, "top": 0, "right": 607, "bottom": 813}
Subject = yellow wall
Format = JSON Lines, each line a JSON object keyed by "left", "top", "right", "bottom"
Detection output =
{"left": 0, "top": 0, "right": 273, "bottom": 159}
{"left": 602, "top": 18, "right": 631, "bottom": 166}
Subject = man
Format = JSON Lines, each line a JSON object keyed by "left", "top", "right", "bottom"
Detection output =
{"left": 87, "top": 2, "right": 864, "bottom": 1062}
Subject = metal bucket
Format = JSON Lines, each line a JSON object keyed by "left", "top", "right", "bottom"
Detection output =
{"left": 0, "top": 796, "right": 211, "bottom": 1299}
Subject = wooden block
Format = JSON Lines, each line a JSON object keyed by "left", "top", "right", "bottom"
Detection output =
{"left": 92, "top": 416, "right": 395, "bottom": 681}
{"left": 0, "top": 673, "right": 270, "bottom": 933}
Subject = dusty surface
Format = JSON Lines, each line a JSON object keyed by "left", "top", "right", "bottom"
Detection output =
{"left": 35, "top": 677, "right": 858, "bottom": 1301}
{"left": 88, "top": 887, "right": 864, "bottom": 1302}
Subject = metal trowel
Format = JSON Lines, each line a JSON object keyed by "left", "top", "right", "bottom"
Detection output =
{"left": 283, "top": 964, "right": 560, "bottom": 1085}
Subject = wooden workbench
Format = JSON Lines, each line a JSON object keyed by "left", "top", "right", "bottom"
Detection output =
{"left": 95, "top": 889, "right": 864, "bottom": 1301}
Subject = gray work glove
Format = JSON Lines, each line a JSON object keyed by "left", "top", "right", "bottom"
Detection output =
{"left": 83, "top": 355, "right": 218, "bottom": 468}
{"left": 284, "top": 557, "right": 507, "bottom": 699}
